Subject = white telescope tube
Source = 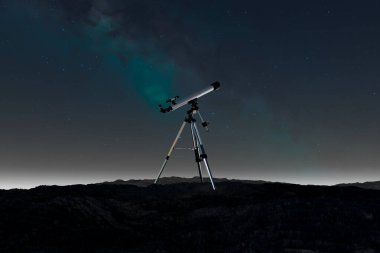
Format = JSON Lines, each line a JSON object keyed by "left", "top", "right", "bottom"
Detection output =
{"left": 162, "top": 81, "right": 220, "bottom": 113}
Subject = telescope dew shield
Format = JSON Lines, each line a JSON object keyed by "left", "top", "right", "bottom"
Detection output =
{"left": 160, "top": 81, "right": 221, "bottom": 113}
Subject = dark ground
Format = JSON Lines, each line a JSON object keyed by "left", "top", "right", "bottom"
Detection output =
{"left": 0, "top": 178, "right": 379, "bottom": 253}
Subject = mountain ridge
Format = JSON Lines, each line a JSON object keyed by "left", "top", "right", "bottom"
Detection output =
{"left": 336, "top": 180, "right": 380, "bottom": 190}
{"left": 99, "top": 176, "right": 380, "bottom": 190}
{"left": 3, "top": 177, "right": 380, "bottom": 191}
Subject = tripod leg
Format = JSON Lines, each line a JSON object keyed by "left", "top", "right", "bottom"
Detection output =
{"left": 154, "top": 121, "right": 187, "bottom": 184}
{"left": 192, "top": 122, "right": 216, "bottom": 190}
{"left": 190, "top": 122, "right": 203, "bottom": 183}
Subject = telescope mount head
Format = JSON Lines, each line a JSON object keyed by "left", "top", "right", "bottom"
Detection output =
{"left": 186, "top": 99, "right": 198, "bottom": 115}
{"left": 184, "top": 99, "right": 209, "bottom": 130}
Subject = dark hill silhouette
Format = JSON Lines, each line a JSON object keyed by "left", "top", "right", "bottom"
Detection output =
{"left": 0, "top": 178, "right": 380, "bottom": 252}
{"left": 336, "top": 180, "right": 380, "bottom": 190}
{"left": 100, "top": 176, "right": 269, "bottom": 187}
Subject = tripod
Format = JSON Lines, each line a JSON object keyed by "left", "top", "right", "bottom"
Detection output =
{"left": 154, "top": 100, "right": 216, "bottom": 190}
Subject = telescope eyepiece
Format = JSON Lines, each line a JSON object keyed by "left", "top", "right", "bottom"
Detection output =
{"left": 159, "top": 104, "right": 172, "bottom": 113}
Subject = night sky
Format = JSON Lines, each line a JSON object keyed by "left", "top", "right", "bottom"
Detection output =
{"left": 1, "top": 0, "right": 379, "bottom": 189}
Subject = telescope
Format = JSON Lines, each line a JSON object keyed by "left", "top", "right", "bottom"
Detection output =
{"left": 159, "top": 81, "right": 221, "bottom": 113}
{"left": 154, "top": 81, "right": 221, "bottom": 190}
